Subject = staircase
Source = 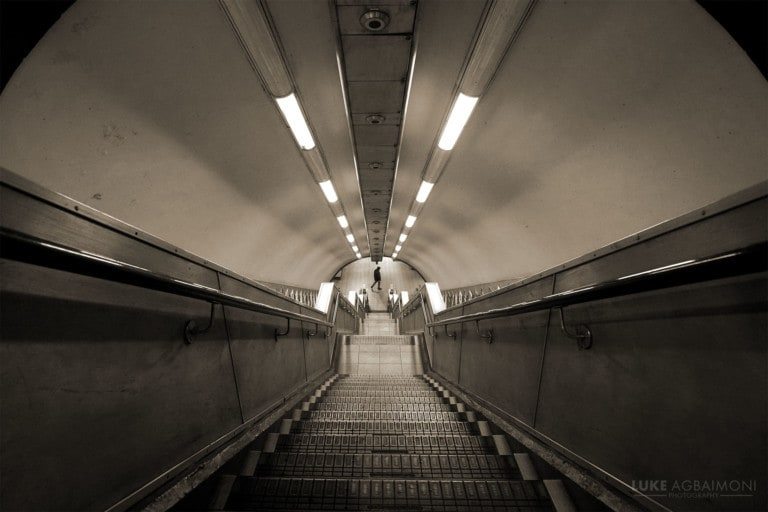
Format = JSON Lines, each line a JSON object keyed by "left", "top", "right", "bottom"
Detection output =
{"left": 363, "top": 312, "right": 397, "bottom": 335}
{"left": 176, "top": 313, "right": 583, "bottom": 511}
{"left": 365, "top": 287, "right": 389, "bottom": 312}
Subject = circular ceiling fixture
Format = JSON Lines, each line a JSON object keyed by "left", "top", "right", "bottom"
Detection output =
{"left": 360, "top": 9, "right": 389, "bottom": 32}
{"left": 366, "top": 114, "right": 385, "bottom": 125}
{"left": 368, "top": 162, "right": 382, "bottom": 170}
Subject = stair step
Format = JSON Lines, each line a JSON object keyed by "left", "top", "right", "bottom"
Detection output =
{"left": 182, "top": 371, "right": 580, "bottom": 512}
{"left": 227, "top": 477, "right": 554, "bottom": 511}
{"left": 348, "top": 335, "right": 411, "bottom": 345}
{"left": 250, "top": 452, "right": 522, "bottom": 479}
{"left": 288, "top": 419, "right": 477, "bottom": 434}
{"left": 272, "top": 433, "right": 496, "bottom": 454}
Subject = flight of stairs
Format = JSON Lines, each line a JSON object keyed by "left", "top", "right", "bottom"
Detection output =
{"left": 177, "top": 314, "right": 580, "bottom": 511}
{"left": 363, "top": 312, "right": 397, "bottom": 335}
{"left": 365, "top": 288, "right": 389, "bottom": 312}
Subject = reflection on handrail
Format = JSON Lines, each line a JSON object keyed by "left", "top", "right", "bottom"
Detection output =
{"left": 0, "top": 228, "right": 334, "bottom": 339}
{"left": 427, "top": 242, "right": 768, "bottom": 341}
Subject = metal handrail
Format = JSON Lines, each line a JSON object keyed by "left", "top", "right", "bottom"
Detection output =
{"left": 400, "top": 292, "right": 424, "bottom": 318}
{"left": 0, "top": 228, "right": 333, "bottom": 338}
{"left": 334, "top": 288, "right": 359, "bottom": 319}
{"left": 426, "top": 242, "right": 767, "bottom": 335}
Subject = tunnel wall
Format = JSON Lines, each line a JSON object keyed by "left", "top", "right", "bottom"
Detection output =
{"left": 0, "top": 173, "right": 340, "bottom": 511}
{"left": 424, "top": 185, "right": 768, "bottom": 511}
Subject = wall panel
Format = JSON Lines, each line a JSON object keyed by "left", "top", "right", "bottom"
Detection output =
{"left": 426, "top": 193, "right": 767, "bottom": 511}
{"left": 0, "top": 263, "right": 240, "bottom": 511}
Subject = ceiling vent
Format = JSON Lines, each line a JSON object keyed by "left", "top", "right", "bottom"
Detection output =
{"left": 360, "top": 9, "right": 390, "bottom": 32}
{"left": 368, "top": 162, "right": 382, "bottom": 170}
{"left": 366, "top": 114, "right": 385, "bottom": 125}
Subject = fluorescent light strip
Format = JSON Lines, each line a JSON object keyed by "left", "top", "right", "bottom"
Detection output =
{"left": 346, "top": 233, "right": 354, "bottom": 243}
{"left": 437, "top": 93, "right": 479, "bottom": 151}
{"left": 405, "top": 215, "right": 417, "bottom": 228}
{"left": 416, "top": 181, "right": 434, "bottom": 203}
{"left": 399, "top": 233, "right": 407, "bottom": 242}
{"left": 275, "top": 93, "right": 316, "bottom": 150}
{"left": 318, "top": 180, "right": 338, "bottom": 203}
{"left": 392, "top": 252, "right": 398, "bottom": 259}
{"left": 356, "top": 253, "right": 362, "bottom": 259}
{"left": 337, "top": 215, "right": 349, "bottom": 228}
{"left": 395, "top": 244, "right": 402, "bottom": 251}
{"left": 352, "top": 245, "right": 358, "bottom": 252}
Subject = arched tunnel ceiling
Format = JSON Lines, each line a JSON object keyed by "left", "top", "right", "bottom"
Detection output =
{"left": 387, "top": 0, "right": 767, "bottom": 287}
{"left": 1, "top": 0, "right": 766, "bottom": 290}
{"left": 0, "top": 0, "right": 366, "bottom": 288}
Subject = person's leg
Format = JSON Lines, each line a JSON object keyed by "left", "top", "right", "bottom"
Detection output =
{"left": 377, "top": 279, "right": 381, "bottom": 290}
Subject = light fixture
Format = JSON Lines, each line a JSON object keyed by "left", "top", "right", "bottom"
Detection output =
{"left": 399, "top": 233, "right": 407, "bottom": 242}
{"left": 318, "top": 180, "right": 338, "bottom": 203}
{"left": 437, "top": 93, "right": 479, "bottom": 151}
{"left": 346, "top": 233, "right": 354, "bottom": 243}
{"left": 392, "top": 252, "right": 398, "bottom": 259}
{"left": 337, "top": 215, "right": 349, "bottom": 228}
{"left": 405, "top": 215, "right": 417, "bottom": 227}
{"left": 352, "top": 245, "right": 359, "bottom": 252}
{"left": 415, "top": 181, "right": 434, "bottom": 203}
{"left": 395, "top": 244, "right": 402, "bottom": 251}
{"left": 356, "top": 253, "right": 362, "bottom": 259}
{"left": 275, "top": 93, "right": 316, "bottom": 150}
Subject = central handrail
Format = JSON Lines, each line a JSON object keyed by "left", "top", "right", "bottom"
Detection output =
{"left": 334, "top": 287, "right": 359, "bottom": 319}
{"left": 0, "top": 228, "right": 333, "bottom": 329}
{"left": 427, "top": 242, "right": 767, "bottom": 331}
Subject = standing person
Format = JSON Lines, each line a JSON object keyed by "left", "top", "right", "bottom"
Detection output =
{"left": 370, "top": 265, "right": 382, "bottom": 291}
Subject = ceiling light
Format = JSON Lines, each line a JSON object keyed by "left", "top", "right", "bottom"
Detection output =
{"left": 356, "top": 253, "right": 362, "bottom": 259}
{"left": 437, "top": 93, "right": 479, "bottom": 150}
{"left": 415, "top": 181, "right": 434, "bottom": 203}
{"left": 346, "top": 233, "right": 354, "bottom": 243}
{"left": 392, "top": 252, "right": 398, "bottom": 259}
{"left": 399, "top": 233, "right": 407, "bottom": 242}
{"left": 352, "top": 245, "right": 359, "bottom": 252}
{"left": 275, "top": 93, "right": 316, "bottom": 150}
{"left": 405, "top": 215, "right": 417, "bottom": 227}
{"left": 395, "top": 244, "right": 402, "bottom": 251}
{"left": 318, "top": 180, "right": 338, "bottom": 203}
{"left": 337, "top": 215, "right": 349, "bottom": 228}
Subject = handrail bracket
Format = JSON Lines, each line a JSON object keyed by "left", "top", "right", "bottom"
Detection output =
{"left": 475, "top": 321, "right": 493, "bottom": 344}
{"left": 558, "top": 307, "right": 592, "bottom": 349}
{"left": 274, "top": 318, "right": 291, "bottom": 342}
{"left": 184, "top": 302, "right": 217, "bottom": 344}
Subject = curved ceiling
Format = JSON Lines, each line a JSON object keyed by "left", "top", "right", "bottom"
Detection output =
{"left": 0, "top": 0, "right": 365, "bottom": 287}
{"left": 1, "top": 0, "right": 765, "bottom": 289}
{"left": 387, "top": 0, "right": 767, "bottom": 287}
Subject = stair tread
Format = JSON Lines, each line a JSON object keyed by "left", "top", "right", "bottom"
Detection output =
{"left": 192, "top": 374, "right": 574, "bottom": 512}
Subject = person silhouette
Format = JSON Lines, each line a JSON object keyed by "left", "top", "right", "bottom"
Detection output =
{"left": 370, "top": 265, "right": 382, "bottom": 291}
